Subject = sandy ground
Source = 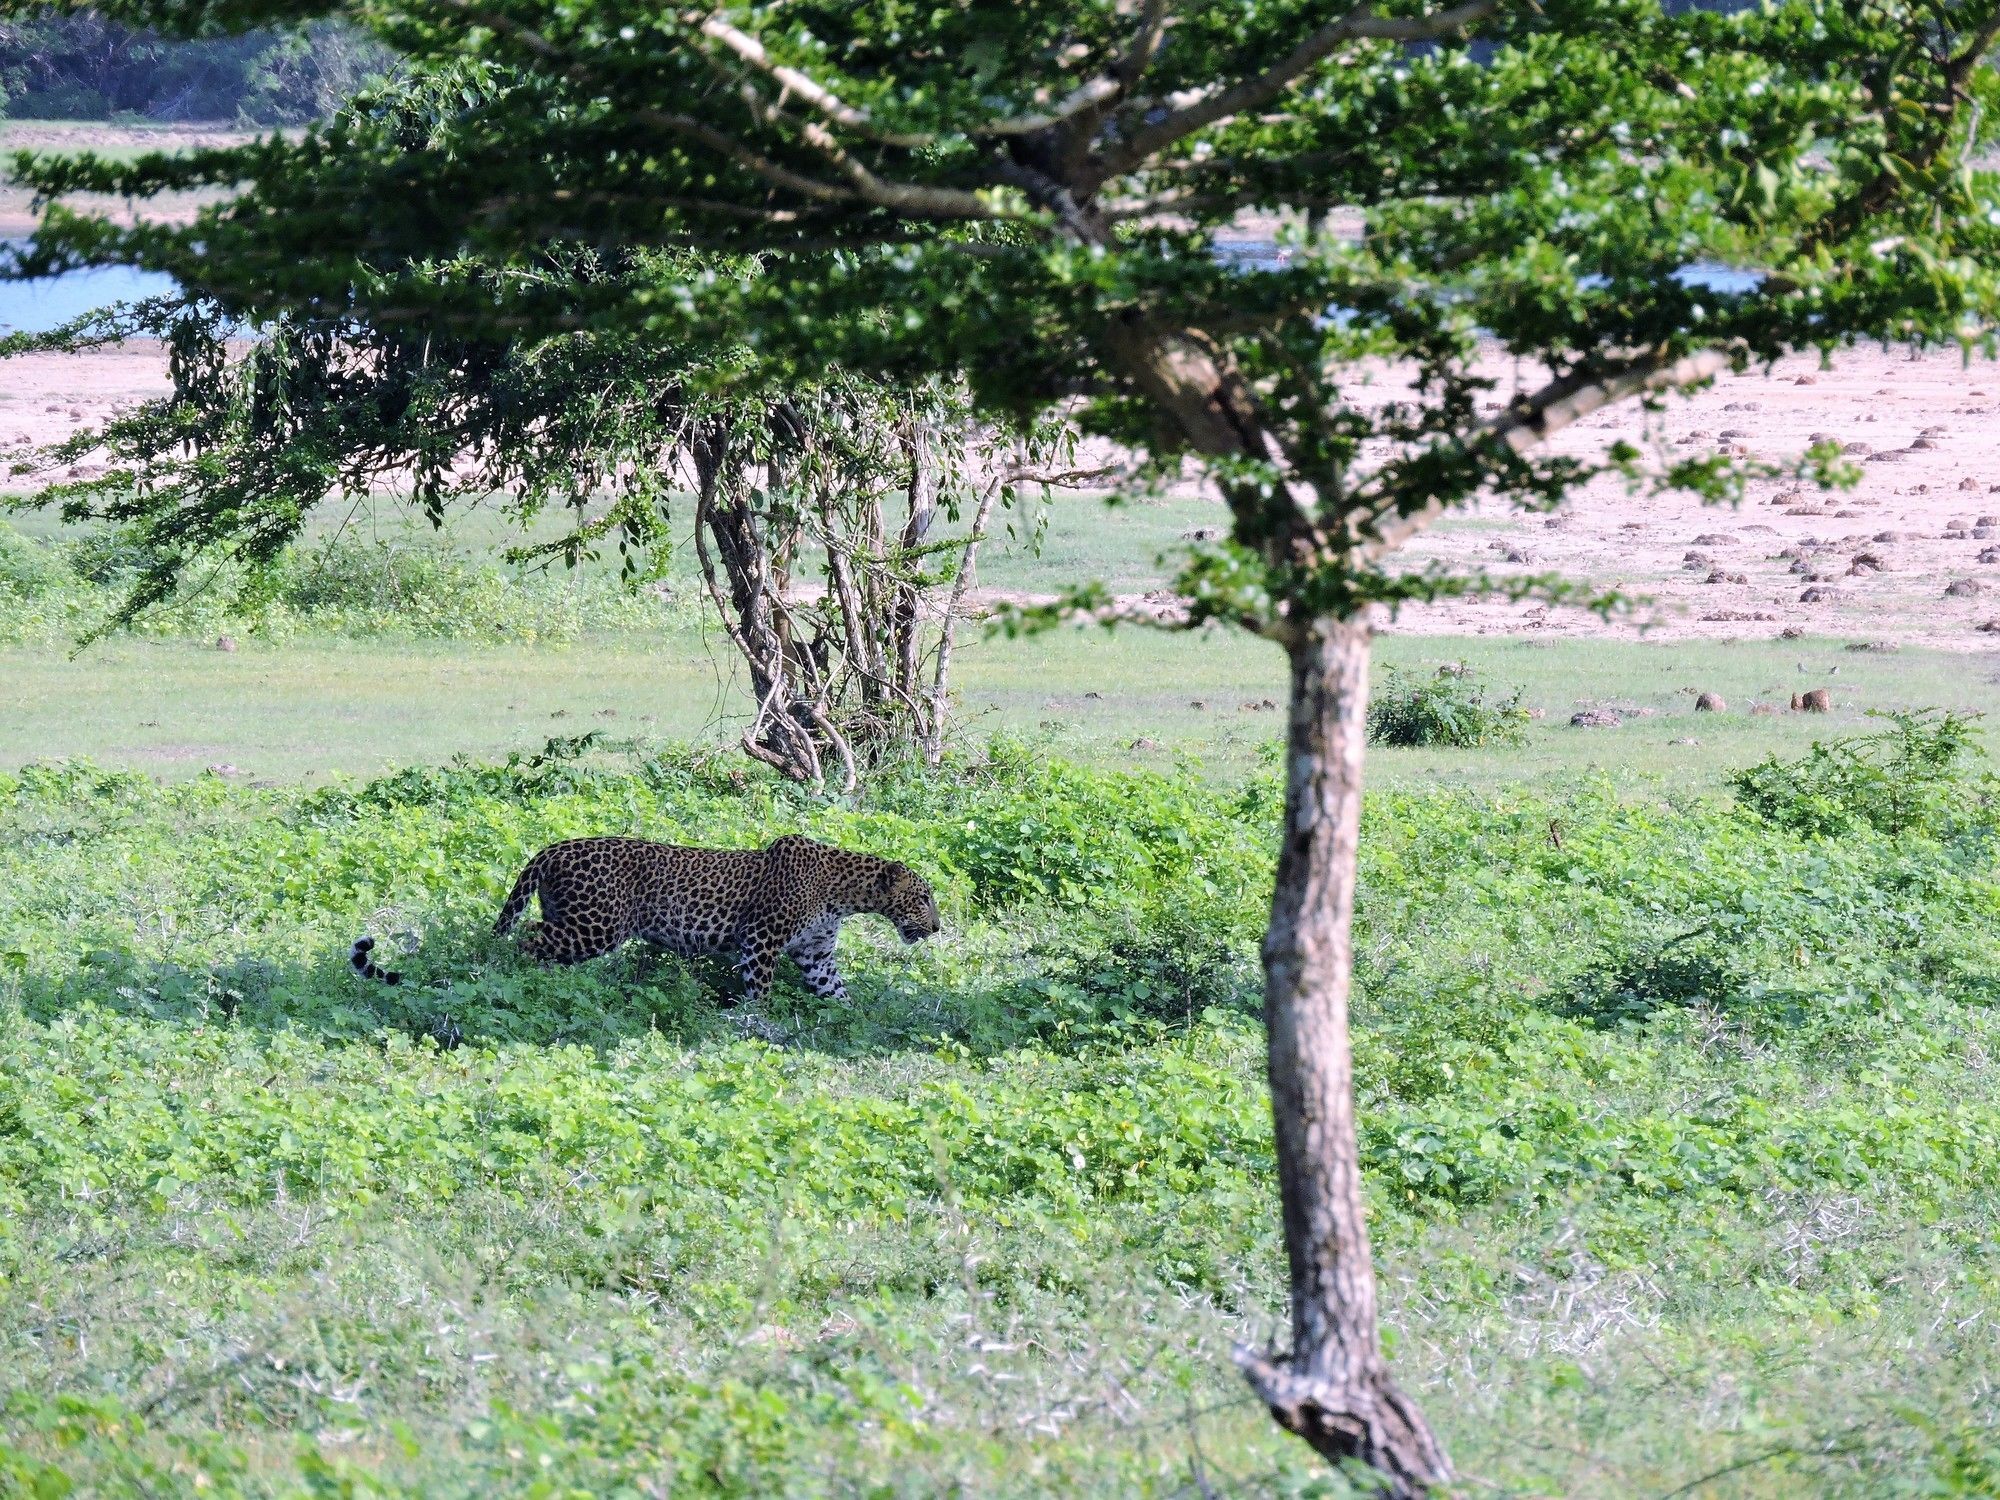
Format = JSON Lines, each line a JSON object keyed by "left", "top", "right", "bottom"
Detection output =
{"left": 0, "top": 123, "right": 254, "bottom": 237}
{"left": 8, "top": 339, "right": 2000, "bottom": 651}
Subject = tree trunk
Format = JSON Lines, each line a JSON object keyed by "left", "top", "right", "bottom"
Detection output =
{"left": 1237, "top": 612, "right": 1451, "bottom": 1498}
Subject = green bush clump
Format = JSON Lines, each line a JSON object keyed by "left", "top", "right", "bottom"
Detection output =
{"left": 1368, "top": 665, "right": 1530, "bottom": 748}
{"left": 0, "top": 525, "right": 694, "bottom": 644}
{"left": 1731, "top": 709, "right": 1999, "bottom": 840}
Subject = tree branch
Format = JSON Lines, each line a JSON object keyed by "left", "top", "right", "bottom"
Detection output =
{"left": 1356, "top": 344, "right": 1738, "bottom": 559}
{"left": 1087, "top": 0, "right": 1499, "bottom": 186}
{"left": 696, "top": 15, "right": 934, "bottom": 147}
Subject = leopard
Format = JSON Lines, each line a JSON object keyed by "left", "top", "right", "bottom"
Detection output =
{"left": 351, "top": 833, "right": 940, "bottom": 1006}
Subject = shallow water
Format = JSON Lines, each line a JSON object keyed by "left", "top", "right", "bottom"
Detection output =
{"left": 0, "top": 255, "right": 179, "bottom": 335}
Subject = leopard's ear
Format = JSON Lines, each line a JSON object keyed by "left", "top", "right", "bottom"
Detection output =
{"left": 876, "top": 860, "right": 907, "bottom": 890}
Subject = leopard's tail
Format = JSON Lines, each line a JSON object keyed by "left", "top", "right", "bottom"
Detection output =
{"left": 493, "top": 857, "right": 541, "bottom": 937}
{"left": 349, "top": 935, "right": 401, "bottom": 985}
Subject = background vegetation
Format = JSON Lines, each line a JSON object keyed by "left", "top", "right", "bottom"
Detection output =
{"left": 0, "top": 12, "right": 383, "bottom": 123}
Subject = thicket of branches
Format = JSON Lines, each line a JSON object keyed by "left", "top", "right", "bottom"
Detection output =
{"left": 13, "top": 255, "right": 1080, "bottom": 785}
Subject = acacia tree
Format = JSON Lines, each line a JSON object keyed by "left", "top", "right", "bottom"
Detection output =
{"left": 13, "top": 173, "right": 1079, "bottom": 787}
{"left": 10, "top": 1, "right": 2000, "bottom": 1490}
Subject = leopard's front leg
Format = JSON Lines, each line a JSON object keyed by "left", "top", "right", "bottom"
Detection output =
{"left": 784, "top": 916, "right": 847, "bottom": 1004}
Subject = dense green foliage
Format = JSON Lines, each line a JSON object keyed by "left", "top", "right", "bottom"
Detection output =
{"left": 8, "top": 1, "right": 1995, "bottom": 620}
{"left": 1366, "top": 666, "right": 1528, "bottom": 749}
{"left": 1732, "top": 708, "right": 2000, "bottom": 841}
{"left": 2, "top": 736, "right": 1997, "bottom": 1493}
{"left": 0, "top": 12, "right": 383, "bottom": 122}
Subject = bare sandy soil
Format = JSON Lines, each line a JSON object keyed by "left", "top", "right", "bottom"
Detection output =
{"left": 8, "top": 339, "right": 2000, "bottom": 651}
{"left": 0, "top": 123, "right": 255, "bottom": 237}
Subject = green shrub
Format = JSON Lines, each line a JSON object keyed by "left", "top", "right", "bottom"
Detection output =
{"left": 1731, "top": 709, "right": 1999, "bottom": 840}
{"left": 1368, "top": 665, "right": 1529, "bottom": 748}
{"left": 0, "top": 524, "right": 66, "bottom": 600}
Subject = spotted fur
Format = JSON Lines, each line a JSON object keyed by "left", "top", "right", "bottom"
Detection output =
{"left": 348, "top": 936, "right": 400, "bottom": 984}
{"left": 355, "top": 834, "right": 940, "bottom": 1006}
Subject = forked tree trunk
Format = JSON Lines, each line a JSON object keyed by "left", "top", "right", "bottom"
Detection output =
{"left": 1237, "top": 612, "right": 1451, "bottom": 1498}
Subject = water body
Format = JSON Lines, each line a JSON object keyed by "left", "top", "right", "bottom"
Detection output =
{"left": 0, "top": 255, "right": 178, "bottom": 335}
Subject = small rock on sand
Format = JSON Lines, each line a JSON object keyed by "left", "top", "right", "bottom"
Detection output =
{"left": 1570, "top": 709, "right": 1622, "bottom": 729}
{"left": 1695, "top": 692, "right": 1725, "bottom": 712}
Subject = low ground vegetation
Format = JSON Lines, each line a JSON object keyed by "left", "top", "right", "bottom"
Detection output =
{"left": 2, "top": 730, "right": 1997, "bottom": 1495}
{"left": 0, "top": 521, "right": 694, "bottom": 645}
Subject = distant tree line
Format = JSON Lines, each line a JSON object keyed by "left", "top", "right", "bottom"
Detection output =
{"left": 0, "top": 10, "right": 385, "bottom": 123}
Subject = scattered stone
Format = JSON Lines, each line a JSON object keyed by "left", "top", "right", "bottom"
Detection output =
{"left": 1841, "top": 442, "right": 1872, "bottom": 455}
{"left": 1570, "top": 709, "right": 1622, "bottom": 729}
{"left": 1189, "top": 700, "right": 1207, "bottom": 710}
{"left": 1701, "top": 610, "right": 1777, "bottom": 621}
{"left": 1833, "top": 509, "right": 1864, "bottom": 518}
{"left": 1846, "top": 641, "right": 1898, "bottom": 653}
{"left": 214, "top": 635, "right": 238, "bottom": 653}
{"left": 1979, "top": 621, "right": 2000, "bottom": 635}
{"left": 1977, "top": 528, "right": 1996, "bottom": 540}
{"left": 1801, "top": 587, "right": 1840, "bottom": 603}
{"left": 1750, "top": 702, "right": 1781, "bottom": 715}
{"left": 1793, "top": 688, "right": 1833, "bottom": 712}
{"left": 1239, "top": 699, "right": 1277, "bottom": 712}
{"left": 1781, "top": 626, "right": 1806, "bottom": 639}
{"left": 1981, "top": 548, "right": 2000, "bottom": 564}
{"left": 1867, "top": 450, "right": 1904, "bottom": 463}
{"left": 207, "top": 762, "right": 247, "bottom": 776}
{"left": 1129, "top": 737, "right": 1160, "bottom": 750}
{"left": 1705, "top": 570, "right": 1748, "bottom": 584}
{"left": 1692, "top": 533, "right": 1735, "bottom": 546}
{"left": 1874, "top": 531, "right": 1906, "bottom": 542}
{"left": 1946, "top": 579, "right": 1985, "bottom": 597}
{"left": 1961, "top": 477, "right": 1981, "bottom": 491}
{"left": 1846, "top": 562, "right": 1878, "bottom": 578}
{"left": 1181, "top": 525, "right": 1222, "bottom": 542}
{"left": 1794, "top": 374, "right": 1817, "bottom": 385}
{"left": 1505, "top": 548, "right": 1534, "bottom": 563}
{"left": 1909, "top": 436, "right": 1939, "bottom": 449}
{"left": 1981, "top": 516, "right": 2000, "bottom": 527}
{"left": 1084, "top": 691, "right": 1102, "bottom": 699}
{"left": 595, "top": 708, "right": 618, "bottom": 718}
{"left": 1695, "top": 692, "right": 1726, "bottom": 712}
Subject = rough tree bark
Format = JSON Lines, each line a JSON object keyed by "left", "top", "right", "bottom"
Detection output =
{"left": 1235, "top": 614, "right": 1452, "bottom": 1498}
{"left": 1103, "top": 321, "right": 1451, "bottom": 1490}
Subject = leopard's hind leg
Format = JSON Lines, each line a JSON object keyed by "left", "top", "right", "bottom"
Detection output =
{"left": 516, "top": 918, "right": 623, "bottom": 965}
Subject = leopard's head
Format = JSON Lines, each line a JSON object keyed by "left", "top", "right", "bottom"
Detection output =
{"left": 873, "top": 859, "right": 941, "bottom": 944}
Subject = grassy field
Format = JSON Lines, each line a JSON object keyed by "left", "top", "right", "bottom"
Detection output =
{"left": 5, "top": 487, "right": 2000, "bottom": 1495}
{"left": 4, "top": 626, "right": 1996, "bottom": 788}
